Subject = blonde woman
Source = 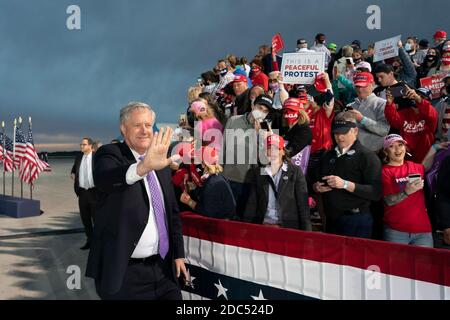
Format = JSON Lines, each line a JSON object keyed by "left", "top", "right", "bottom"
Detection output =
{"left": 180, "top": 146, "right": 236, "bottom": 219}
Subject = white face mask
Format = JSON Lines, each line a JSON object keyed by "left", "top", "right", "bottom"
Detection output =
{"left": 252, "top": 109, "right": 268, "bottom": 121}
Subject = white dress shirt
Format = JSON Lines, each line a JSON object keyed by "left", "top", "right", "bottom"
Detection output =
{"left": 126, "top": 148, "right": 166, "bottom": 258}
{"left": 79, "top": 152, "right": 95, "bottom": 189}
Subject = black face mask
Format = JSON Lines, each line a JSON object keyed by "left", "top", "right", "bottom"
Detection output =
{"left": 219, "top": 68, "right": 228, "bottom": 77}
{"left": 426, "top": 55, "right": 437, "bottom": 63}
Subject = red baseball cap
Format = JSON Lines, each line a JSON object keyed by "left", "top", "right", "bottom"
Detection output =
{"left": 195, "top": 146, "right": 219, "bottom": 165}
{"left": 283, "top": 98, "right": 303, "bottom": 112}
{"left": 353, "top": 72, "right": 374, "bottom": 87}
{"left": 433, "top": 30, "right": 447, "bottom": 39}
{"left": 314, "top": 74, "right": 328, "bottom": 93}
{"left": 266, "top": 134, "right": 285, "bottom": 150}
{"left": 174, "top": 142, "right": 194, "bottom": 163}
{"left": 232, "top": 74, "right": 247, "bottom": 84}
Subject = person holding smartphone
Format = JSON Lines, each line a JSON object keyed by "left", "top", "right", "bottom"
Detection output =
{"left": 384, "top": 85, "right": 438, "bottom": 162}
{"left": 381, "top": 134, "right": 433, "bottom": 247}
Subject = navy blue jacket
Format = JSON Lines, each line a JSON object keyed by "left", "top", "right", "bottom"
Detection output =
{"left": 193, "top": 174, "right": 236, "bottom": 219}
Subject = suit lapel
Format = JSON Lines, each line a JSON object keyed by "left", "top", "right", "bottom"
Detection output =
{"left": 121, "top": 143, "right": 150, "bottom": 209}
{"left": 276, "top": 166, "right": 291, "bottom": 197}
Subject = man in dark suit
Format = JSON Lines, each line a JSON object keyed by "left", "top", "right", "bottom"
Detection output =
{"left": 85, "top": 101, "right": 188, "bottom": 300}
{"left": 71, "top": 137, "right": 96, "bottom": 250}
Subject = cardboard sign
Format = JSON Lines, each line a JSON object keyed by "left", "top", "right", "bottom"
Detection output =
{"left": 373, "top": 35, "right": 402, "bottom": 63}
{"left": 272, "top": 33, "right": 284, "bottom": 53}
{"left": 280, "top": 52, "right": 325, "bottom": 84}
{"left": 420, "top": 72, "right": 450, "bottom": 99}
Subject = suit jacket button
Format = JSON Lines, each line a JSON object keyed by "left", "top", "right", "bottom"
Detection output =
{"left": 133, "top": 242, "right": 137, "bottom": 247}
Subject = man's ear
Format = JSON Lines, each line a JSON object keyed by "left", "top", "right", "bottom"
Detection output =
{"left": 120, "top": 124, "right": 125, "bottom": 137}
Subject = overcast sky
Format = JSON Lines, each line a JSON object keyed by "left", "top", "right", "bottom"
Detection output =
{"left": 0, "top": 0, "right": 448, "bottom": 151}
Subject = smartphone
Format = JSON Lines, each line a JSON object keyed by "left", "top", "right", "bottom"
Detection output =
{"left": 178, "top": 275, "right": 194, "bottom": 289}
{"left": 344, "top": 106, "right": 354, "bottom": 112}
{"left": 408, "top": 173, "right": 421, "bottom": 183}
{"left": 321, "top": 177, "right": 330, "bottom": 187}
{"left": 260, "top": 120, "right": 270, "bottom": 130}
{"left": 389, "top": 84, "right": 407, "bottom": 98}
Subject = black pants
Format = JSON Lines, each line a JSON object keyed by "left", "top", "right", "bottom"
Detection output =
{"left": 78, "top": 188, "right": 96, "bottom": 241}
{"left": 97, "top": 256, "right": 182, "bottom": 300}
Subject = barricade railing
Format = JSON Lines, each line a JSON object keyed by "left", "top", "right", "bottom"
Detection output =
{"left": 180, "top": 211, "right": 450, "bottom": 300}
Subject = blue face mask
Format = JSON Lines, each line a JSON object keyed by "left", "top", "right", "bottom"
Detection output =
{"left": 404, "top": 43, "right": 413, "bottom": 52}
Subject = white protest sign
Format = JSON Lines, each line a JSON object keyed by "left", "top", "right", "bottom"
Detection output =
{"left": 373, "top": 35, "right": 402, "bottom": 62}
{"left": 280, "top": 52, "right": 325, "bottom": 84}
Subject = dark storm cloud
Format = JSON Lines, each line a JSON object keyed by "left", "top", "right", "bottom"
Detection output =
{"left": 0, "top": 0, "right": 448, "bottom": 149}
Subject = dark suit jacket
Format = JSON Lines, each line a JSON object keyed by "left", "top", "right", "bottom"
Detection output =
{"left": 243, "top": 162, "right": 312, "bottom": 231}
{"left": 71, "top": 152, "right": 95, "bottom": 197}
{"left": 85, "top": 142, "right": 185, "bottom": 296}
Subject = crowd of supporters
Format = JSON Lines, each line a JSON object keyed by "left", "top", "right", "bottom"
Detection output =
{"left": 169, "top": 30, "right": 450, "bottom": 249}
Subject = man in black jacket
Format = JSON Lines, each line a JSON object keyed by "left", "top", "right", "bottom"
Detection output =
{"left": 313, "top": 113, "right": 382, "bottom": 238}
{"left": 71, "top": 137, "right": 96, "bottom": 250}
{"left": 85, "top": 102, "right": 188, "bottom": 300}
{"left": 437, "top": 155, "right": 450, "bottom": 246}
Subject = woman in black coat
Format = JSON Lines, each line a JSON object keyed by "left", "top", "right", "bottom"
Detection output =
{"left": 280, "top": 97, "right": 313, "bottom": 156}
{"left": 243, "top": 134, "right": 312, "bottom": 230}
{"left": 180, "top": 146, "right": 236, "bottom": 219}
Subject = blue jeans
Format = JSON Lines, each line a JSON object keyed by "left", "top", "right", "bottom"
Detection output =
{"left": 332, "top": 211, "right": 373, "bottom": 239}
{"left": 383, "top": 226, "right": 433, "bottom": 248}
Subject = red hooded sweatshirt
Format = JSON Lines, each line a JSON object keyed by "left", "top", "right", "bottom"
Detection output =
{"left": 384, "top": 99, "right": 438, "bottom": 163}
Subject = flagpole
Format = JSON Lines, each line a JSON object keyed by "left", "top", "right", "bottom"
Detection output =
{"left": 12, "top": 118, "right": 16, "bottom": 197}
{"left": 19, "top": 117, "right": 23, "bottom": 198}
{"left": 29, "top": 117, "right": 33, "bottom": 200}
{"left": 2, "top": 121, "right": 5, "bottom": 196}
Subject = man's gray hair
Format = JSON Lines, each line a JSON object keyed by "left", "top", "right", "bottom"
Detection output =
{"left": 120, "top": 101, "right": 155, "bottom": 124}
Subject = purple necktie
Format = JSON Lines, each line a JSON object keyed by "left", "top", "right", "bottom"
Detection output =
{"left": 139, "top": 157, "right": 169, "bottom": 259}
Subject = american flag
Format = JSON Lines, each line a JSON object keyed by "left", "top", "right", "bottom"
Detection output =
{"left": 19, "top": 125, "right": 51, "bottom": 185}
{"left": 14, "top": 125, "right": 27, "bottom": 168}
{"left": 0, "top": 132, "right": 15, "bottom": 173}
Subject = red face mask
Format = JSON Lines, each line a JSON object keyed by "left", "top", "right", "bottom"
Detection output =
{"left": 284, "top": 111, "right": 299, "bottom": 125}
{"left": 252, "top": 66, "right": 261, "bottom": 74}
{"left": 442, "top": 55, "right": 450, "bottom": 66}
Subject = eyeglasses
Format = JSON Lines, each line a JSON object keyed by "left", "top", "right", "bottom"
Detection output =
{"left": 80, "top": 144, "right": 88, "bottom": 146}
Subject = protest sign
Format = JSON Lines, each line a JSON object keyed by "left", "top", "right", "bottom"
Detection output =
{"left": 272, "top": 33, "right": 284, "bottom": 53}
{"left": 280, "top": 52, "right": 325, "bottom": 84}
{"left": 373, "top": 35, "right": 401, "bottom": 62}
{"left": 420, "top": 72, "right": 450, "bottom": 99}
